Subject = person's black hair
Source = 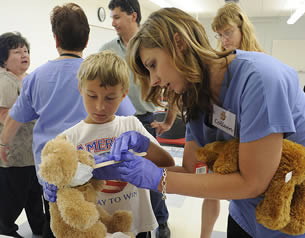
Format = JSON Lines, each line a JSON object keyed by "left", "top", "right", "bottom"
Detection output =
{"left": 108, "top": 0, "right": 141, "bottom": 25}
{"left": 0, "top": 32, "right": 30, "bottom": 68}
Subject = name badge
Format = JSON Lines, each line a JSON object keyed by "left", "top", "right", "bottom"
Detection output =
{"left": 212, "top": 104, "right": 236, "bottom": 137}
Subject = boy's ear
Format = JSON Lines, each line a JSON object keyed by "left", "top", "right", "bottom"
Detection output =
{"left": 122, "top": 89, "right": 129, "bottom": 99}
{"left": 174, "top": 32, "right": 186, "bottom": 52}
{"left": 78, "top": 83, "right": 82, "bottom": 94}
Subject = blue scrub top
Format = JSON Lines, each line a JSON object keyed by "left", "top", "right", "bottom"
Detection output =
{"left": 186, "top": 50, "right": 305, "bottom": 237}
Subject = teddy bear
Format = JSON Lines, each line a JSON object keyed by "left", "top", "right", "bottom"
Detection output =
{"left": 39, "top": 134, "right": 134, "bottom": 238}
{"left": 195, "top": 139, "right": 305, "bottom": 235}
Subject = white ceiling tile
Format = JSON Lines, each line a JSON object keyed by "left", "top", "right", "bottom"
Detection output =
{"left": 143, "top": 0, "right": 304, "bottom": 18}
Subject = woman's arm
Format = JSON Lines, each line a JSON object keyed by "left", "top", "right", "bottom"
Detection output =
{"left": 0, "top": 107, "right": 9, "bottom": 124}
{"left": 151, "top": 103, "right": 179, "bottom": 135}
{"left": 167, "top": 140, "right": 199, "bottom": 173}
{"left": 160, "top": 133, "right": 283, "bottom": 200}
{"left": 0, "top": 114, "right": 23, "bottom": 162}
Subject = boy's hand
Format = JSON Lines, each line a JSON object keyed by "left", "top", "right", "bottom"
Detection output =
{"left": 111, "top": 131, "right": 150, "bottom": 156}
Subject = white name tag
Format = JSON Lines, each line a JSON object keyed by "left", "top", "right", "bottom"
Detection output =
{"left": 212, "top": 104, "right": 236, "bottom": 137}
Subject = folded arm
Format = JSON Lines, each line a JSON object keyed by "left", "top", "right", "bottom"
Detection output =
{"left": 162, "top": 133, "right": 283, "bottom": 200}
{"left": 0, "top": 114, "right": 23, "bottom": 162}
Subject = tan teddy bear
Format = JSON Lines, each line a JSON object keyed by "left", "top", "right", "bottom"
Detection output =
{"left": 39, "top": 134, "right": 134, "bottom": 238}
{"left": 196, "top": 139, "right": 305, "bottom": 235}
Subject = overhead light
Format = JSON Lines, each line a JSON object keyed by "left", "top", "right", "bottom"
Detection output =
{"left": 149, "top": 0, "right": 172, "bottom": 8}
{"left": 287, "top": 1, "right": 305, "bottom": 24}
{"left": 149, "top": 0, "right": 203, "bottom": 13}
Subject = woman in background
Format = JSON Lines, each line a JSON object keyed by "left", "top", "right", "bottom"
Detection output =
{"left": 0, "top": 32, "right": 44, "bottom": 238}
{"left": 212, "top": 2, "right": 264, "bottom": 53}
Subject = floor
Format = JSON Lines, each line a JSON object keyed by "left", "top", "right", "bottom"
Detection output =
{"left": 8, "top": 146, "right": 228, "bottom": 238}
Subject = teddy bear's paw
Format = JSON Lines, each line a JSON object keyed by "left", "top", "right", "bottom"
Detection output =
{"left": 80, "top": 222, "right": 108, "bottom": 238}
{"left": 280, "top": 183, "right": 305, "bottom": 235}
{"left": 61, "top": 203, "right": 100, "bottom": 231}
{"left": 103, "top": 210, "right": 133, "bottom": 233}
{"left": 256, "top": 199, "right": 291, "bottom": 230}
{"left": 280, "top": 221, "right": 305, "bottom": 236}
{"left": 57, "top": 190, "right": 100, "bottom": 231}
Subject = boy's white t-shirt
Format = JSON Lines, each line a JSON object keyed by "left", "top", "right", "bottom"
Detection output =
{"left": 62, "top": 116, "right": 158, "bottom": 235}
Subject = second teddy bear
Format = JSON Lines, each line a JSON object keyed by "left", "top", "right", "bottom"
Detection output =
{"left": 196, "top": 139, "right": 305, "bottom": 235}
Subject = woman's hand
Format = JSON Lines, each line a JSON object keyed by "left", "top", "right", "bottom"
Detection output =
{"left": 114, "top": 151, "right": 163, "bottom": 191}
{"left": 111, "top": 131, "right": 150, "bottom": 155}
{"left": 0, "top": 145, "right": 9, "bottom": 163}
{"left": 92, "top": 154, "right": 121, "bottom": 180}
{"left": 43, "top": 182, "right": 57, "bottom": 202}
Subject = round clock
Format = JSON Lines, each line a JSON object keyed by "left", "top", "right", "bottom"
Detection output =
{"left": 97, "top": 7, "right": 106, "bottom": 22}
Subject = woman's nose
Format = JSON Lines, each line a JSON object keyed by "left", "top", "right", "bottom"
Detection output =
{"left": 150, "top": 73, "right": 161, "bottom": 87}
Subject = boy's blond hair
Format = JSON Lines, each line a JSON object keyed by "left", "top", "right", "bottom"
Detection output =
{"left": 78, "top": 50, "right": 129, "bottom": 91}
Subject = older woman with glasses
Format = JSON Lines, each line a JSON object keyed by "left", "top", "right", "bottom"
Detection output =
{"left": 212, "top": 2, "right": 264, "bottom": 53}
{"left": 0, "top": 32, "right": 44, "bottom": 238}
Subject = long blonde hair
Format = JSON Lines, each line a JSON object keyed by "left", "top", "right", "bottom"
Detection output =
{"left": 127, "top": 8, "right": 229, "bottom": 121}
{"left": 212, "top": 2, "right": 264, "bottom": 52}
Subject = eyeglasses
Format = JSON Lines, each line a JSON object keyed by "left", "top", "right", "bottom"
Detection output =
{"left": 125, "top": 0, "right": 135, "bottom": 13}
{"left": 215, "top": 28, "right": 238, "bottom": 40}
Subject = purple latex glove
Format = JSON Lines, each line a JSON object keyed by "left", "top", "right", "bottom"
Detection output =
{"left": 111, "top": 131, "right": 150, "bottom": 156}
{"left": 115, "top": 151, "right": 163, "bottom": 191}
{"left": 92, "top": 154, "right": 121, "bottom": 180}
{"left": 43, "top": 182, "right": 57, "bottom": 202}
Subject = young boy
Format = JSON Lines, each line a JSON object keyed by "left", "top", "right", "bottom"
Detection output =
{"left": 61, "top": 50, "right": 175, "bottom": 237}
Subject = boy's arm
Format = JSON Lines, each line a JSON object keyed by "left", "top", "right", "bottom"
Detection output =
{"left": 145, "top": 141, "right": 175, "bottom": 167}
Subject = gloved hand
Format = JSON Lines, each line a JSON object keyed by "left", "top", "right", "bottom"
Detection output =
{"left": 111, "top": 131, "right": 150, "bottom": 156}
{"left": 116, "top": 151, "right": 163, "bottom": 191}
{"left": 92, "top": 154, "right": 121, "bottom": 180}
{"left": 43, "top": 182, "right": 57, "bottom": 202}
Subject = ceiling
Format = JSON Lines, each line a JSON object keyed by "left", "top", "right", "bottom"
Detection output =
{"left": 141, "top": 0, "right": 305, "bottom": 19}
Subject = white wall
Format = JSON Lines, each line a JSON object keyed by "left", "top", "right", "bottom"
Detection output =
{"left": 0, "top": 0, "right": 152, "bottom": 73}
{"left": 1, "top": 1, "right": 305, "bottom": 87}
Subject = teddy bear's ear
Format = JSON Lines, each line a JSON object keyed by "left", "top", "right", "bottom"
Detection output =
{"left": 39, "top": 137, "right": 78, "bottom": 187}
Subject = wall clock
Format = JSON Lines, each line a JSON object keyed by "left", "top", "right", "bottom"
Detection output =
{"left": 97, "top": 7, "right": 106, "bottom": 22}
